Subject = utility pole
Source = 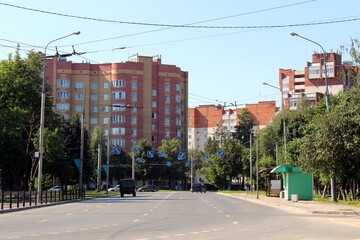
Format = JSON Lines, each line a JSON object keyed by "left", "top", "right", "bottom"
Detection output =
{"left": 256, "top": 138, "right": 259, "bottom": 199}
{"left": 106, "top": 135, "right": 110, "bottom": 193}
{"left": 249, "top": 129, "right": 253, "bottom": 192}
{"left": 97, "top": 142, "right": 102, "bottom": 192}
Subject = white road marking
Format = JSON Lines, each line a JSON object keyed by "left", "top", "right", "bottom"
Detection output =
{"left": 174, "top": 234, "right": 186, "bottom": 237}
{"left": 190, "top": 232, "right": 200, "bottom": 235}
{"left": 65, "top": 230, "right": 75, "bottom": 233}
{"left": 38, "top": 220, "right": 48, "bottom": 223}
{"left": 202, "top": 230, "right": 210, "bottom": 233}
{"left": 7, "top": 237, "right": 20, "bottom": 239}
{"left": 80, "top": 228, "right": 88, "bottom": 231}
{"left": 47, "top": 232, "right": 60, "bottom": 235}
{"left": 28, "top": 234, "right": 41, "bottom": 237}
{"left": 144, "top": 213, "right": 149, "bottom": 216}
{"left": 66, "top": 213, "right": 72, "bottom": 216}
{"left": 218, "top": 210, "right": 223, "bottom": 213}
{"left": 156, "top": 236, "right": 170, "bottom": 239}
{"left": 133, "top": 219, "right": 140, "bottom": 223}
{"left": 225, "top": 215, "right": 230, "bottom": 218}
{"left": 233, "top": 221, "right": 239, "bottom": 224}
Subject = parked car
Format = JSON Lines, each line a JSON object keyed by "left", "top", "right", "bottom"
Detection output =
{"left": 190, "top": 183, "right": 206, "bottom": 193}
{"left": 137, "top": 185, "right": 159, "bottom": 192}
{"left": 119, "top": 179, "right": 136, "bottom": 197}
{"left": 108, "top": 185, "right": 120, "bottom": 191}
{"left": 48, "top": 186, "right": 62, "bottom": 192}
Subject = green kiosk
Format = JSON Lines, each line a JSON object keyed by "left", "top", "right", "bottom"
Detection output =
{"left": 271, "top": 164, "right": 313, "bottom": 201}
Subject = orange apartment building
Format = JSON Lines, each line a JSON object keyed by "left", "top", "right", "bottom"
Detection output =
{"left": 279, "top": 52, "right": 356, "bottom": 110}
{"left": 188, "top": 101, "right": 279, "bottom": 150}
{"left": 45, "top": 55, "right": 188, "bottom": 152}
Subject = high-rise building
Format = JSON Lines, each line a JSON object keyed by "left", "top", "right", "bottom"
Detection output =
{"left": 279, "top": 52, "right": 356, "bottom": 110}
{"left": 188, "top": 101, "right": 278, "bottom": 150}
{"left": 45, "top": 55, "right": 188, "bottom": 152}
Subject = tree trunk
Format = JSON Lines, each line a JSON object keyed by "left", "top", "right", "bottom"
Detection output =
{"left": 322, "top": 185, "right": 328, "bottom": 198}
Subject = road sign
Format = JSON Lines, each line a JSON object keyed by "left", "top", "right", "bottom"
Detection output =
{"left": 218, "top": 151, "right": 225, "bottom": 157}
{"left": 134, "top": 147, "right": 140, "bottom": 152}
{"left": 158, "top": 152, "right": 165, "bottom": 157}
{"left": 166, "top": 162, "right": 172, "bottom": 166}
{"left": 208, "top": 160, "right": 213, "bottom": 165}
{"left": 114, "top": 148, "right": 121, "bottom": 155}
{"left": 73, "top": 159, "right": 80, "bottom": 169}
{"left": 185, "top": 162, "right": 190, "bottom": 167}
{"left": 204, "top": 154, "right": 209, "bottom": 159}
{"left": 178, "top": 152, "right": 186, "bottom": 160}
{"left": 147, "top": 151, "right": 154, "bottom": 158}
{"left": 137, "top": 158, "right": 143, "bottom": 163}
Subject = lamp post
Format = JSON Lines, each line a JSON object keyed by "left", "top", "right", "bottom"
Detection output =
{"left": 262, "top": 82, "right": 287, "bottom": 163}
{"left": 37, "top": 31, "right": 80, "bottom": 203}
{"left": 290, "top": 32, "right": 336, "bottom": 202}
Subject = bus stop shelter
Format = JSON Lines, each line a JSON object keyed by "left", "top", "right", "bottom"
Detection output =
{"left": 271, "top": 164, "right": 313, "bottom": 201}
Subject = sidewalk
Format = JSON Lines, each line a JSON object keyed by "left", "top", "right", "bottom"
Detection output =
{"left": 218, "top": 192, "right": 360, "bottom": 216}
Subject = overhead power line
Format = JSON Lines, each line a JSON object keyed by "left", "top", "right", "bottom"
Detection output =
{"left": 1, "top": 1, "right": 359, "bottom": 29}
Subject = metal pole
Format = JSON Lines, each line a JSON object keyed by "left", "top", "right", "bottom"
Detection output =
{"left": 256, "top": 138, "right": 259, "bottom": 199}
{"left": 132, "top": 150, "right": 135, "bottom": 180}
{"left": 191, "top": 153, "right": 194, "bottom": 187}
{"left": 37, "top": 31, "right": 80, "bottom": 203}
{"left": 79, "top": 111, "right": 84, "bottom": 193}
{"left": 290, "top": 32, "right": 336, "bottom": 201}
{"left": 106, "top": 134, "right": 110, "bottom": 193}
{"left": 249, "top": 129, "right": 253, "bottom": 192}
{"left": 97, "top": 142, "right": 102, "bottom": 192}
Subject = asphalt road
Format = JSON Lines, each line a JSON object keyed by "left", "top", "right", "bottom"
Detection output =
{"left": 0, "top": 192, "right": 359, "bottom": 240}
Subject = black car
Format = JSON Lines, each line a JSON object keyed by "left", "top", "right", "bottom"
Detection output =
{"left": 137, "top": 185, "right": 159, "bottom": 192}
{"left": 190, "top": 183, "right": 206, "bottom": 193}
{"left": 119, "top": 179, "right": 136, "bottom": 197}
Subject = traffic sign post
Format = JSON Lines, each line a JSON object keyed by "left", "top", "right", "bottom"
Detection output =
{"left": 218, "top": 151, "right": 225, "bottom": 157}
{"left": 178, "top": 152, "right": 186, "bottom": 160}
{"left": 147, "top": 151, "right": 154, "bottom": 158}
{"left": 114, "top": 148, "right": 121, "bottom": 155}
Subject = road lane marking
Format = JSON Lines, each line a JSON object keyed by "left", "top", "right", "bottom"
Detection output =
{"left": 202, "top": 230, "right": 210, "bottom": 233}
{"left": 133, "top": 219, "right": 140, "bottom": 223}
{"left": 156, "top": 236, "right": 169, "bottom": 239}
{"left": 38, "top": 220, "right": 48, "bottom": 223}
{"left": 144, "top": 213, "right": 149, "bottom": 216}
{"left": 233, "top": 221, "right": 239, "bottom": 224}
{"left": 65, "top": 230, "right": 75, "bottom": 233}
{"left": 225, "top": 215, "right": 230, "bottom": 217}
{"left": 80, "top": 228, "right": 89, "bottom": 231}
{"left": 28, "top": 234, "right": 41, "bottom": 237}
{"left": 190, "top": 232, "right": 200, "bottom": 235}
{"left": 174, "top": 234, "right": 186, "bottom": 237}
{"left": 7, "top": 237, "right": 20, "bottom": 239}
{"left": 66, "top": 213, "right": 72, "bottom": 216}
{"left": 47, "top": 232, "right": 60, "bottom": 235}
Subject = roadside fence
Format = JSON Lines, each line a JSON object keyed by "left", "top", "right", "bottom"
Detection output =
{"left": 0, "top": 189, "right": 85, "bottom": 211}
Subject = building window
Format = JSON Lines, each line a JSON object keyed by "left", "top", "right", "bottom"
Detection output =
{"left": 90, "top": 95, "right": 98, "bottom": 101}
{"left": 111, "top": 115, "right": 125, "bottom": 123}
{"left": 75, "top": 82, "right": 84, "bottom": 89}
{"left": 152, "top": 136, "right": 157, "bottom": 142}
{"left": 165, "top": 107, "right": 170, "bottom": 114}
{"left": 103, "top": 129, "right": 109, "bottom": 136}
{"left": 176, "top": 118, "right": 181, "bottom": 126}
{"left": 152, "top": 101, "right": 157, "bottom": 107}
{"left": 103, "top": 106, "right": 109, "bottom": 112}
{"left": 131, "top": 93, "right": 137, "bottom": 100}
{"left": 165, "top": 130, "right": 170, "bottom": 137}
{"left": 103, "top": 94, "right": 109, "bottom": 100}
{"left": 112, "top": 104, "right": 126, "bottom": 111}
{"left": 131, "top": 129, "right": 137, "bottom": 136}
{"left": 131, "top": 117, "right": 137, "bottom": 124}
{"left": 112, "top": 79, "right": 126, "bottom": 88}
{"left": 90, "top": 118, "right": 98, "bottom": 124}
{"left": 104, "top": 82, "right": 109, "bottom": 88}
{"left": 91, "top": 83, "right": 98, "bottom": 89}
{"left": 152, "top": 90, "right": 157, "bottom": 96}
{"left": 56, "top": 103, "right": 69, "bottom": 111}
{"left": 176, "top": 106, "right": 181, "bottom": 114}
{"left": 57, "top": 79, "right": 70, "bottom": 88}
{"left": 131, "top": 106, "right": 137, "bottom": 113}
{"left": 152, "top": 124, "right": 157, "bottom": 131}
{"left": 57, "top": 91, "right": 69, "bottom": 99}
{"left": 75, "top": 94, "right": 84, "bottom": 100}
{"left": 176, "top": 95, "right": 181, "bottom": 102}
{"left": 165, "top": 84, "right": 170, "bottom": 91}
{"left": 103, "top": 118, "right": 109, "bottom": 124}
{"left": 112, "top": 91, "right": 126, "bottom": 99}
{"left": 75, "top": 105, "right": 83, "bottom": 112}
{"left": 152, "top": 113, "right": 157, "bottom": 119}
{"left": 165, "top": 118, "right": 170, "bottom": 126}
{"left": 132, "top": 81, "right": 137, "bottom": 89}
{"left": 165, "top": 96, "right": 170, "bottom": 103}
{"left": 308, "top": 69, "right": 320, "bottom": 75}
{"left": 90, "top": 106, "right": 98, "bottom": 113}
{"left": 111, "top": 138, "right": 125, "bottom": 147}
{"left": 111, "top": 127, "right": 125, "bottom": 135}
{"left": 176, "top": 83, "right": 180, "bottom": 91}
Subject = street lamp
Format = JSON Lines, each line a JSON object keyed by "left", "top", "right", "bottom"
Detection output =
{"left": 290, "top": 32, "right": 336, "bottom": 202}
{"left": 262, "top": 82, "right": 287, "bottom": 163}
{"left": 37, "top": 31, "right": 80, "bottom": 203}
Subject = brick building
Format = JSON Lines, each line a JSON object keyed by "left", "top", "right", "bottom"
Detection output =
{"left": 188, "top": 101, "right": 278, "bottom": 150}
{"left": 279, "top": 52, "right": 356, "bottom": 110}
{"left": 46, "top": 55, "right": 188, "bottom": 152}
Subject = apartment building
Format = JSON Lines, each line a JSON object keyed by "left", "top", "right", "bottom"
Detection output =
{"left": 280, "top": 52, "right": 356, "bottom": 110}
{"left": 188, "top": 101, "right": 278, "bottom": 150}
{"left": 45, "top": 55, "right": 188, "bottom": 152}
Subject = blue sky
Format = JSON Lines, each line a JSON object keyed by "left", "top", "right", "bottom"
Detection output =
{"left": 0, "top": 0, "right": 359, "bottom": 108}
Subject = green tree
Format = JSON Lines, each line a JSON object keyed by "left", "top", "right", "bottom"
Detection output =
{"left": 232, "top": 108, "right": 255, "bottom": 147}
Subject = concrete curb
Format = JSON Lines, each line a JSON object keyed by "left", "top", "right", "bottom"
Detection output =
{"left": 217, "top": 192, "right": 360, "bottom": 216}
